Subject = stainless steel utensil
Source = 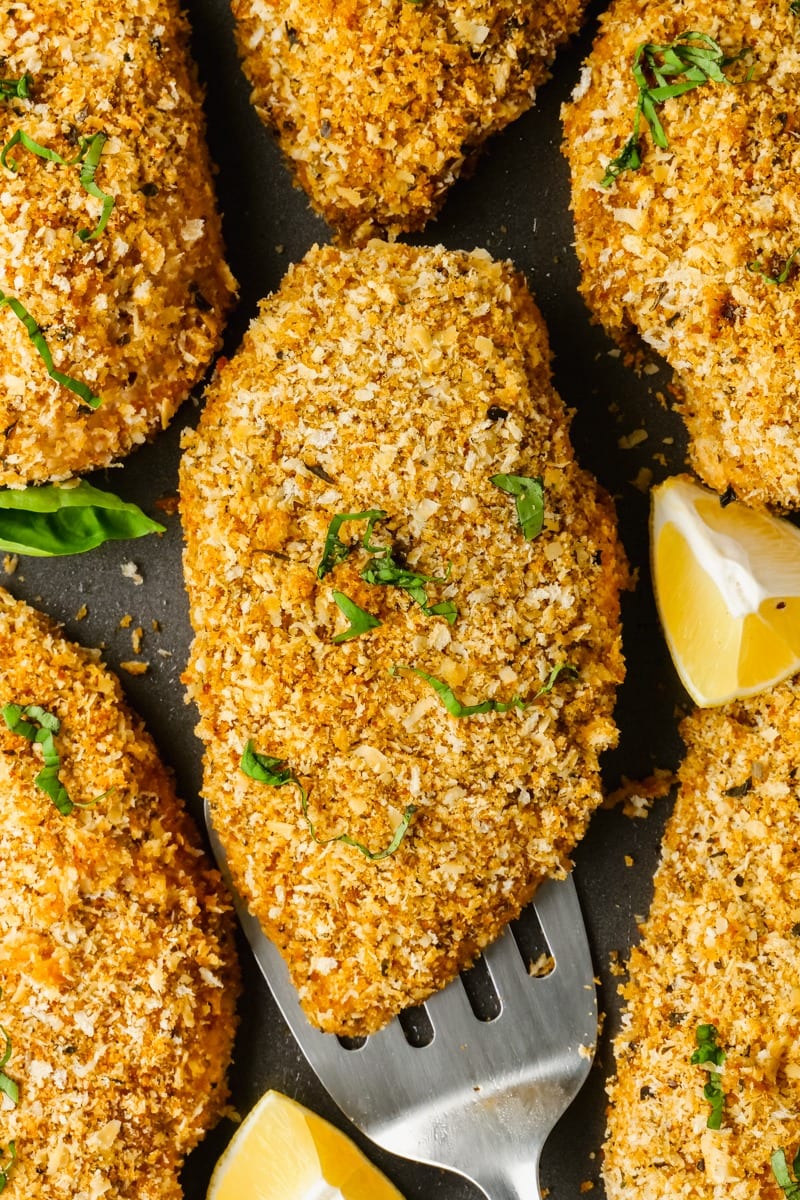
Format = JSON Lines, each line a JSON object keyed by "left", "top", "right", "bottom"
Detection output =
{"left": 206, "top": 802, "right": 597, "bottom": 1200}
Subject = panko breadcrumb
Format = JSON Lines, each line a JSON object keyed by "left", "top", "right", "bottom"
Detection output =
{"left": 180, "top": 240, "right": 628, "bottom": 1035}
{"left": 0, "top": 588, "right": 239, "bottom": 1199}
{"left": 231, "top": 0, "right": 587, "bottom": 243}
{"left": 562, "top": 0, "right": 800, "bottom": 510}
{"left": 604, "top": 685, "right": 800, "bottom": 1199}
{"left": 0, "top": 0, "right": 236, "bottom": 486}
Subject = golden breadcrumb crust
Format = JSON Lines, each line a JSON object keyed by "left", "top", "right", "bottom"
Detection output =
{"left": 180, "top": 240, "right": 628, "bottom": 1035}
{"left": 0, "top": 588, "right": 239, "bottom": 1199}
{"left": 604, "top": 684, "right": 800, "bottom": 1199}
{"left": 231, "top": 0, "right": 587, "bottom": 243}
{"left": 0, "top": 0, "right": 236, "bottom": 486}
{"left": 562, "top": 0, "right": 800, "bottom": 510}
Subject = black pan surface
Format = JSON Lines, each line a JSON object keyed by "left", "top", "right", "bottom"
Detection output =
{"left": 6, "top": 2, "right": 694, "bottom": 1196}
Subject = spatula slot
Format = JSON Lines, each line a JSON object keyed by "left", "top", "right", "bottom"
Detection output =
{"left": 458, "top": 952, "right": 501, "bottom": 1021}
{"left": 397, "top": 1004, "right": 435, "bottom": 1047}
{"left": 510, "top": 901, "right": 555, "bottom": 978}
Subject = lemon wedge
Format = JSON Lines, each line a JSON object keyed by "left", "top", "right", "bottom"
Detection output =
{"left": 206, "top": 1089, "right": 405, "bottom": 1200}
{"left": 651, "top": 474, "right": 800, "bottom": 706}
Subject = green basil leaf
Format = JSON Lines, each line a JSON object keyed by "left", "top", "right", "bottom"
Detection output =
{"left": 240, "top": 740, "right": 295, "bottom": 786}
{"left": 331, "top": 590, "right": 382, "bottom": 643}
{"left": 747, "top": 246, "right": 800, "bottom": 285}
{"left": 0, "top": 1140, "right": 16, "bottom": 1192}
{"left": 75, "top": 132, "right": 114, "bottom": 242}
{"left": 771, "top": 1149, "right": 800, "bottom": 1199}
{"left": 489, "top": 473, "right": 545, "bottom": 540}
{"left": 0, "top": 481, "right": 165, "bottom": 556}
{"left": 0, "top": 76, "right": 31, "bottom": 101}
{"left": 2, "top": 702, "right": 109, "bottom": 816}
{"left": 691, "top": 1023, "right": 727, "bottom": 1130}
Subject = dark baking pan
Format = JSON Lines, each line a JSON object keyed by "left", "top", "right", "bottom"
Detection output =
{"left": 2, "top": 1, "right": 691, "bottom": 1196}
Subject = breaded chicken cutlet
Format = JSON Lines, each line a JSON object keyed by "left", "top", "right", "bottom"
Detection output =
{"left": 0, "top": 0, "right": 236, "bottom": 486}
{"left": 604, "top": 686, "right": 800, "bottom": 1199}
{"left": 180, "top": 240, "right": 628, "bottom": 1036}
{"left": 0, "top": 589, "right": 239, "bottom": 1198}
{"left": 562, "top": 0, "right": 800, "bottom": 510}
{"left": 231, "top": 0, "right": 587, "bottom": 243}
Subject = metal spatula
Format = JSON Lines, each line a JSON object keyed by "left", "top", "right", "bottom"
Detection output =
{"left": 205, "top": 802, "right": 597, "bottom": 1200}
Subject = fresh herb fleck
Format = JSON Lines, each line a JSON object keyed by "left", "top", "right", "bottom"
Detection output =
{"left": 0, "top": 288, "right": 100, "bottom": 408}
{"left": 747, "top": 246, "right": 800, "bottom": 285}
{"left": 0, "top": 481, "right": 165, "bottom": 556}
{"left": 241, "top": 740, "right": 415, "bottom": 860}
{"left": 390, "top": 661, "right": 577, "bottom": 718}
{"left": 331, "top": 590, "right": 382, "bottom": 643}
{"left": 691, "top": 1022, "right": 726, "bottom": 1130}
{"left": 771, "top": 1147, "right": 800, "bottom": 1199}
{"left": 0, "top": 76, "right": 31, "bottom": 101}
{"left": 2, "top": 703, "right": 108, "bottom": 816}
{"left": 602, "top": 32, "right": 751, "bottom": 186}
{"left": 0, "top": 1142, "right": 15, "bottom": 1193}
{"left": 490, "top": 473, "right": 544, "bottom": 541}
{"left": 0, "top": 1026, "right": 18, "bottom": 1108}
{"left": 317, "top": 510, "right": 386, "bottom": 579}
{"left": 0, "top": 128, "right": 114, "bottom": 241}
{"left": 792, "top": 0, "right": 800, "bottom": 16}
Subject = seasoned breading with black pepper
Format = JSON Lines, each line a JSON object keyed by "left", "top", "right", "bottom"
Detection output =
{"left": 562, "top": 0, "right": 800, "bottom": 510}
{"left": 180, "top": 240, "right": 628, "bottom": 1036}
{"left": 0, "top": 589, "right": 239, "bottom": 1199}
{"left": 604, "top": 686, "right": 800, "bottom": 1199}
{"left": 0, "top": 0, "right": 236, "bottom": 486}
{"left": 231, "top": 0, "right": 587, "bottom": 244}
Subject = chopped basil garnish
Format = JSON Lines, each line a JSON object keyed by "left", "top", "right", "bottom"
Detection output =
{"left": 0, "top": 1142, "right": 16, "bottom": 1193}
{"left": 0, "top": 76, "right": 31, "bottom": 101}
{"left": 2, "top": 703, "right": 108, "bottom": 816}
{"left": 390, "top": 661, "right": 577, "bottom": 717}
{"left": 0, "top": 481, "right": 165, "bottom": 556}
{"left": 1, "top": 128, "right": 114, "bottom": 241}
{"left": 490, "top": 473, "right": 544, "bottom": 541}
{"left": 691, "top": 1022, "right": 726, "bottom": 1130}
{"left": 317, "top": 509, "right": 386, "bottom": 578}
{"left": 318, "top": 508, "right": 457, "bottom": 623}
{"left": 602, "top": 32, "right": 751, "bottom": 186}
{"left": 747, "top": 246, "right": 800, "bottom": 285}
{"left": 331, "top": 590, "right": 382, "bottom": 642}
{"left": 0, "top": 288, "right": 100, "bottom": 408}
{"left": 792, "top": 0, "right": 800, "bottom": 16}
{"left": 241, "top": 739, "right": 415, "bottom": 860}
{"left": 0, "top": 1027, "right": 18, "bottom": 1108}
{"left": 771, "top": 1148, "right": 800, "bottom": 1199}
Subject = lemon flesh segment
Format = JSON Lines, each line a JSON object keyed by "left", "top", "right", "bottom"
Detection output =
{"left": 650, "top": 475, "right": 800, "bottom": 706}
{"left": 207, "top": 1089, "right": 405, "bottom": 1200}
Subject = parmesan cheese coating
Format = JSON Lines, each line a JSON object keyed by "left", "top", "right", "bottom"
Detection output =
{"left": 604, "top": 686, "right": 800, "bottom": 1199}
{"left": 180, "top": 240, "right": 628, "bottom": 1035}
{"left": 231, "top": 0, "right": 587, "bottom": 244}
{"left": 0, "top": 0, "right": 236, "bottom": 486}
{"left": 562, "top": 0, "right": 800, "bottom": 510}
{"left": 0, "top": 589, "right": 239, "bottom": 1199}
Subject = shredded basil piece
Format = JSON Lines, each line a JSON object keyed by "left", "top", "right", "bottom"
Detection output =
{"left": 602, "top": 32, "right": 751, "bottom": 186}
{"left": 317, "top": 510, "right": 386, "bottom": 578}
{"left": 2, "top": 703, "right": 109, "bottom": 816}
{"left": 390, "top": 662, "right": 577, "bottom": 717}
{"left": 240, "top": 739, "right": 415, "bottom": 860}
{"left": 331, "top": 590, "right": 382, "bottom": 643}
{"left": 0, "top": 481, "right": 164, "bottom": 556}
{"left": 75, "top": 132, "right": 114, "bottom": 241}
{"left": 0, "top": 287, "right": 100, "bottom": 408}
{"left": 0, "top": 1142, "right": 16, "bottom": 1193}
{"left": 747, "top": 246, "right": 800, "bottom": 285}
{"left": 0, "top": 76, "right": 31, "bottom": 101}
{"left": 1, "top": 128, "right": 114, "bottom": 241}
{"left": 490, "top": 473, "right": 545, "bottom": 541}
{"left": 772, "top": 1148, "right": 800, "bottom": 1199}
{"left": 792, "top": 0, "right": 800, "bottom": 16}
{"left": 691, "top": 1022, "right": 726, "bottom": 1130}
{"left": 0, "top": 1027, "right": 18, "bottom": 1108}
